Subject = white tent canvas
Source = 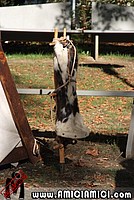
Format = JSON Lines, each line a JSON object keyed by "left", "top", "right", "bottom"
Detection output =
{"left": 92, "top": 2, "right": 134, "bottom": 31}
{"left": 0, "top": 41, "right": 39, "bottom": 165}
{"left": 0, "top": 3, "right": 71, "bottom": 31}
{"left": 0, "top": 82, "right": 22, "bottom": 163}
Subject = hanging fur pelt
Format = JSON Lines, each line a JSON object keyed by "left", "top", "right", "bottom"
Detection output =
{"left": 53, "top": 38, "right": 89, "bottom": 139}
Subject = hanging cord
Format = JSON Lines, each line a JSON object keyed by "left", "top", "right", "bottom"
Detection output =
{"left": 50, "top": 94, "right": 56, "bottom": 129}
{"left": 33, "top": 138, "right": 48, "bottom": 147}
{"left": 33, "top": 138, "right": 40, "bottom": 156}
{"left": 68, "top": 39, "right": 77, "bottom": 78}
{"left": 51, "top": 38, "right": 77, "bottom": 95}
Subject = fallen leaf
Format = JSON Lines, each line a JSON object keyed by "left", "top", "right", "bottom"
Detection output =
{"left": 84, "top": 181, "right": 100, "bottom": 188}
{"left": 85, "top": 148, "right": 99, "bottom": 156}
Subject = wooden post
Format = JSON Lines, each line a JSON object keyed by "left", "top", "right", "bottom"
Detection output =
{"left": 59, "top": 144, "right": 65, "bottom": 164}
{"left": 59, "top": 143, "right": 65, "bottom": 172}
{"left": 63, "top": 28, "right": 66, "bottom": 39}
{"left": 54, "top": 28, "right": 58, "bottom": 39}
{"left": 126, "top": 99, "right": 134, "bottom": 158}
{"left": 0, "top": 42, "right": 40, "bottom": 165}
{"left": 53, "top": 142, "right": 65, "bottom": 172}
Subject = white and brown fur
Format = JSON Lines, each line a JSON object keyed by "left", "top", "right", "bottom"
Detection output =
{"left": 53, "top": 39, "right": 89, "bottom": 139}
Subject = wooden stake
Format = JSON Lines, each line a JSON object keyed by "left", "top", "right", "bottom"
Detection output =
{"left": 63, "top": 28, "right": 66, "bottom": 39}
{"left": 0, "top": 42, "right": 40, "bottom": 164}
{"left": 54, "top": 28, "right": 58, "bottom": 39}
{"left": 59, "top": 144, "right": 65, "bottom": 164}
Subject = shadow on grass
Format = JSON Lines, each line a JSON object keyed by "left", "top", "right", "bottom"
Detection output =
{"left": 83, "top": 131, "right": 127, "bottom": 158}
{"left": 114, "top": 159, "right": 134, "bottom": 199}
{"left": 81, "top": 131, "right": 134, "bottom": 191}
{"left": 34, "top": 130, "right": 134, "bottom": 191}
{"left": 116, "top": 159, "right": 134, "bottom": 187}
{"left": 32, "top": 130, "right": 128, "bottom": 158}
{"left": 80, "top": 63, "right": 134, "bottom": 89}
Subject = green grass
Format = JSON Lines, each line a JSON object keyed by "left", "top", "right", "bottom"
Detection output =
{"left": 103, "top": 52, "right": 134, "bottom": 60}
{"left": 7, "top": 53, "right": 53, "bottom": 59}
{"left": 7, "top": 52, "right": 133, "bottom": 134}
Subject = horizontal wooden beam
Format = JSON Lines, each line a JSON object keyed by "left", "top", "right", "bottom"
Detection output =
{"left": 1, "top": 29, "right": 134, "bottom": 41}
{"left": 1, "top": 28, "right": 134, "bottom": 34}
{"left": 32, "top": 130, "right": 56, "bottom": 138}
{"left": 17, "top": 88, "right": 134, "bottom": 98}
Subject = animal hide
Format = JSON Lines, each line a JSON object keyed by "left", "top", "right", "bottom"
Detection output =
{"left": 53, "top": 39, "right": 89, "bottom": 139}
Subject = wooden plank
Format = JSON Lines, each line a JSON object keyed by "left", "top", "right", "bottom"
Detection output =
{"left": 1, "top": 30, "right": 55, "bottom": 42}
{"left": 32, "top": 130, "right": 56, "bottom": 138}
{"left": 17, "top": 88, "right": 134, "bottom": 97}
{"left": 17, "top": 88, "right": 53, "bottom": 95}
{"left": 77, "top": 90, "right": 134, "bottom": 97}
{"left": 0, "top": 42, "right": 40, "bottom": 164}
{"left": 83, "top": 30, "right": 134, "bottom": 34}
{"left": 126, "top": 100, "right": 134, "bottom": 158}
{"left": 1, "top": 28, "right": 134, "bottom": 34}
{"left": 1, "top": 29, "right": 134, "bottom": 42}
{"left": 0, "top": 147, "right": 28, "bottom": 166}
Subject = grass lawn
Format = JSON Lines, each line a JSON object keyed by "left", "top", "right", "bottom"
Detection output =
{"left": 0, "top": 52, "right": 134, "bottom": 190}
{"left": 7, "top": 53, "right": 134, "bottom": 135}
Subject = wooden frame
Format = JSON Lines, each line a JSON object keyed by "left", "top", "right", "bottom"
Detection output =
{"left": 0, "top": 39, "right": 40, "bottom": 165}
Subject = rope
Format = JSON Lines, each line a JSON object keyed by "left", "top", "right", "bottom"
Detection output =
{"left": 49, "top": 38, "right": 77, "bottom": 128}
{"left": 34, "top": 138, "right": 48, "bottom": 147}
{"left": 51, "top": 38, "right": 77, "bottom": 95}
{"left": 68, "top": 39, "right": 77, "bottom": 77}
{"left": 33, "top": 139, "right": 40, "bottom": 156}
{"left": 50, "top": 94, "right": 56, "bottom": 129}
